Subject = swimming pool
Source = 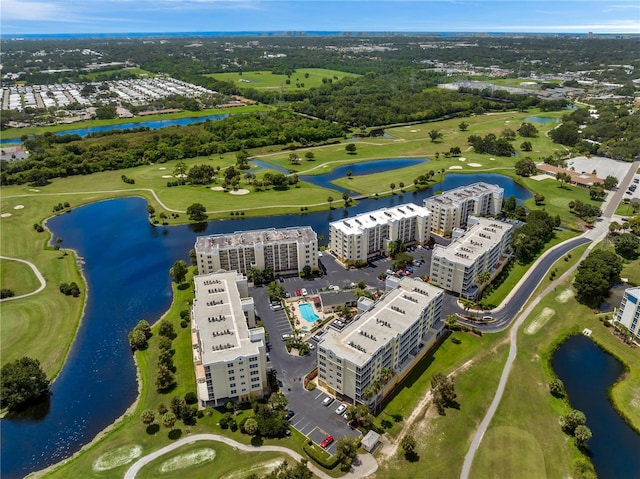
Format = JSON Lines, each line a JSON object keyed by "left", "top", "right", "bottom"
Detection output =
{"left": 299, "top": 303, "right": 319, "bottom": 323}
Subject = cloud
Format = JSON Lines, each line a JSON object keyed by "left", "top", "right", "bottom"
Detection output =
{"left": 1, "top": 0, "right": 64, "bottom": 21}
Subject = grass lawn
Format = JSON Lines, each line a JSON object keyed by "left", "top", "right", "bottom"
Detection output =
{"left": 375, "top": 336, "right": 509, "bottom": 479}
{"left": 471, "top": 269, "right": 640, "bottom": 478}
{"left": 206, "top": 68, "right": 359, "bottom": 92}
{"left": 0, "top": 105, "right": 269, "bottom": 139}
{"left": 615, "top": 201, "right": 637, "bottom": 217}
{"left": 135, "top": 442, "right": 284, "bottom": 479}
{"left": 0, "top": 257, "right": 41, "bottom": 296}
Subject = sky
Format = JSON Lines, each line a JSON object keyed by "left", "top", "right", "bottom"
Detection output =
{"left": 1, "top": 0, "right": 639, "bottom": 36}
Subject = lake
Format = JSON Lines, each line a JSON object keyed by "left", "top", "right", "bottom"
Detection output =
{"left": 552, "top": 334, "right": 640, "bottom": 479}
{"left": 0, "top": 172, "right": 529, "bottom": 478}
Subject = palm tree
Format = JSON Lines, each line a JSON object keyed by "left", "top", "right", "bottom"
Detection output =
{"left": 342, "top": 192, "right": 350, "bottom": 205}
{"left": 327, "top": 196, "right": 334, "bottom": 208}
{"left": 380, "top": 367, "right": 393, "bottom": 384}
{"left": 346, "top": 170, "right": 353, "bottom": 179}
{"left": 399, "top": 181, "right": 405, "bottom": 191}
{"left": 390, "top": 183, "right": 396, "bottom": 194}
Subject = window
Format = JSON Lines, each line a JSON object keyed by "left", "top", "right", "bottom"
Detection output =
{"left": 230, "top": 390, "right": 237, "bottom": 395}
{"left": 230, "top": 383, "right": 236, "bottom": 388}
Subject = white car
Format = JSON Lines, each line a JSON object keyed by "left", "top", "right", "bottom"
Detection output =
{"left": 301, "top": 288, "right": 308, "bottom": 296}
{"left": 281, "top": 333, "right": 294, "bottom": 340}
{"left": 335, "top": 403, "right": 347, "bottom": 415}
{"left": 322, "top": 396, "right": 334, "bottom": 406}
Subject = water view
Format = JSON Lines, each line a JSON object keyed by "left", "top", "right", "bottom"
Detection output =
{"left": 1, "top": 172, "right": 529, "bottom": 478}
{"left": 552, "top": 334, "right": 640, "bottom": 479}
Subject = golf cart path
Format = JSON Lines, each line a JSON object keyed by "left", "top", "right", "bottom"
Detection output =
{"left": 0, "top": 255, "right": 46, "bottom": 301}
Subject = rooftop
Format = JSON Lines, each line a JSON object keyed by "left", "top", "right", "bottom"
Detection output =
{"left": 432, "top": 217, "right": 513, "bottom": 265}
{"left": 320, "top": 277, "right": 443, "bottom": 367}
{"left": 195, "top": 226, "right": 316, "bottom": 253}
{"left": 330, "top": 203, "right": 430, "bottom": 235}
{"left": 424, "top": 182, "right": 503, "bottom": 209}
{"left": 536, "top": 163, "right": 604, "bottom": 187}
{"left": 192, "top": 271, "right": 263, "bottom": 364}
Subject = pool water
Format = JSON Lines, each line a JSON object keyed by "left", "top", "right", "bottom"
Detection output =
{"left": 299, "top": 303, "right": 319, "bottom": 323}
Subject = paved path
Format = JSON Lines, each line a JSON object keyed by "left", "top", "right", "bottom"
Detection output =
{"left": 0, "top": 255, "right": 46, "bottom": 301}
{"left": 123, "top": 433, "right": 377, "bottom": 479}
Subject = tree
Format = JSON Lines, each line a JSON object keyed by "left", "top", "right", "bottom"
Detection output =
{"left": 186, "top": 203, "right": 207, "bottom": 222}
{"left": 589, "top": 185, "right": 606, "bottom": 201}
{"left": 302, "top": 264, "right": 312, "bottom": 278}
{"left": 458, "top": 121, "right": 469, "bottom": 132}
{"left": 390, "top": 183, "right": 396, "bottom": 194}
{"left": 549, "top": 379, "right": 565, "bottom": 397}
{"left": 346, "top": 169, "right": 352, "bottom": 179}
{"left": 289, "top": 152, "right": 300, "bottom": 164}
{"left": 141, "top": 409, "right": 156, "bottom": 426}
{"left": 135, "top": 319, "right": 152, "bottom": 339}
{"left": 603, "top": 175, "right": 618, "bottom": 190}
{"left": 170, "top": 260, "right": 188, "bottom": 284}
{"left": 520, "top": 141, "right": 533, "bottom": 151}
{"left": 556, "top": 172, "right": 572, "bottom": 187}
{"left": 518, "top": 122, "right": 539, "bottom": 137}
{"left": 534, "top": 193, "right": 545, "bottom": 205}
{"left": 1, "top": 357, "right": 50, "bottom": 411}
{"left": 476, "top": 271, "right": 491, "bottom": 287}
{"left": 159, "top": 319, "right": 176, "bottom": 339}
{"left": 162, "top": 411, "right": 177, "bottom": 429}
{"left": 399, "top": 181, "right": 405, "bottom": 191}
{"left": 335, "top": 436, "right": 360, "bottom": 471}
{"left": 345, "top": 143, "right": 357, "bottom": 154}
{"left": 561, "top": 409, "right": 586, "bottom": 434}
{"left": 173, "top": 161, "right": 188, "bottom": 180}
{"left": 428, "top": 129, "right": 443, "bottom": 142}
{"left": 612, "top": 233, "right": 640, "bottom": 259}
{"left": 342, "top": 192, "right": 350, "bottom": 205}
{"left": 128, "top": 328, "right": 147, "bottom": 351}
{"left": 327, "top": 196, "right": 334, "bottom": 208}
{"left": 244, "top": 417, "right": 259, "bottom": 435}
{"left": 431, "top": 373, "right": 457, "bottom": 415}
{"left": 501, "top": 128, "right": 516, "bottom": 141}
{"left": 304, "top": 151, "right": 315, "bottom": 161}
{"left": 400, "top": 434, "right": 417, "bottom": 458}
{"left": 514, "top": 158, "right": 537, "bottom": 177}
{"left": 156, "top": 364, "right": 176, "bottom": 392}
{"left": 574, "top": 424, "right": 592, "bottom": 448}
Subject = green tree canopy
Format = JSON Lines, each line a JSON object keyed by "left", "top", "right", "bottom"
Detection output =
{"left": 0, "top": 357, "right": 50, "bottom": 411}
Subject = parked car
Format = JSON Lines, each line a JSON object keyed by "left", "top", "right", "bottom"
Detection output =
{"left": 322, "top": 396, "right": 334, "bottom": 406}
{"left": 335, "top": 403, "right": 347, "bottom": 415}
{"left": 284, "top": 410, "right": 295, "bottom": 421}
{"left": 296, "top": 289, "right": 302, "bottom": 296}
{"left": 284, "top": 291, "right": 291, "bottom": 298}
{"left": 281, "top": 333, "right": 294, "bottom": 340}
{"left": 270, "top": 304, "right": 283, "bottom": 311}
{"left": 320, "top": 435, "right": 334, "bottom": 448}
{"left": 301, "top": 288, "right": 308, "bottom": 296}
{"left": 307, "top": 342, "right": 315, "bottom": 350}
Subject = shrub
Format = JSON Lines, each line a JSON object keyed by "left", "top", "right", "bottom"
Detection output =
{"left": 184, "top": 391, "right": 198, "bottom": 405}
{"left": 303, "top": 442, "right": 341, "bottom": 469}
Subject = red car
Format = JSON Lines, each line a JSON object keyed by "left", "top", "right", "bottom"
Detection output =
{"left": 296, "top": 289, "right": 302, "bottom": 296}
{"left": 320, "top": 435, "right": 334, "bottom": 448}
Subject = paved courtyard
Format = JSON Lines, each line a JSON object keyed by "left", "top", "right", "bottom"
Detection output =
{"left": 565, "top": 156, "right": 634, "bottom": 182}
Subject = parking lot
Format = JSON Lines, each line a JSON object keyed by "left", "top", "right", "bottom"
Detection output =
{"left": 250, "top": 246, "right": 437, "bottom": 450}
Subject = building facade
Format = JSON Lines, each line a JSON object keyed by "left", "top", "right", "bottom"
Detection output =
{"left": 614, "top": 286, "right": 640, "bottom": 340}
{"left": 329, "top": 203, "right": 431, "bottom": 265}
{"left": 430, "top": 217, "right": 513, "bottom": 299}
{"left": 423, "top": 182, "right": 504, "bottom": 235}
{"left": 317, "top": 277, "right": 444, "bottom": 405}
{"left": 191, "top": 271, "right": 268, "bottom": 407}
{"left": 195, "top": 227, "right": 317, "bottom": 276}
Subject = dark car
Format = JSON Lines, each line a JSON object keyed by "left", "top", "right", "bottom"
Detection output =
{"left": 284, "top": 410, "right": 295, "bottom": 421}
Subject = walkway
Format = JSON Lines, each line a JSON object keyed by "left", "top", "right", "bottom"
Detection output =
{"left": 0, "top": 255, "right": 46, "bottom": 301}
{"left": 123, "top": 433, "right": 378, "bottom": 479}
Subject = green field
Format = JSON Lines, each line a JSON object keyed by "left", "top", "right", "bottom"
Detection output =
{"left": 0, "top": 258, "right": 41, "bottom": 297}
{"left": 206, "top": 68, "right": 359, "bottom": 91}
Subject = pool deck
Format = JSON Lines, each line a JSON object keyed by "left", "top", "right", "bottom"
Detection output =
{"left": 286, "top": 297, "right": 324, "bottom": 331}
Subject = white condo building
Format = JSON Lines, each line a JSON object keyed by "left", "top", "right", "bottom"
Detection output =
{"left": 430, "top": 217, "right": 513, "bottom": 299}
{"left": 317, "top": 277, "right": 444, "bottom": 405}
{"left": 191, "top": 271, "right": 268, "bottom": 407}
{"left": 195, "top": 227, "right": 318, "bottom": 276}
{"left": 424, "top": 182, "right": 504, "bottom": 235}
{"left": 329, "top": 203, "right": 431, "bottom": 265}
{"left": 614, "top": 286, "right": 640, "bottom": 340}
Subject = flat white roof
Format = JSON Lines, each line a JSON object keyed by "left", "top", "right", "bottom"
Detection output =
{"left": 424, "top": 182, "right": 503, "bottom": 209}
{"left": 330, "top": 203, "right": 429, "bottom": 236}
{"left": 192, "top": 271, "right": 263, "bottom": 364}
{"left": 432, "top": 217, "right": 513, "bottom": 265}
{"left": 195, "top": 226, "right": 316, "bottom": 253}
{"left": 320, "top": 277, "right": 443, "bottom": 366}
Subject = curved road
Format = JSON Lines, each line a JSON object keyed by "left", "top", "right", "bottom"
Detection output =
{"left": 0, "top": 255, "right": 46, "bottom": 301}
{"left": 123, "top": 433, "right": 378, "bottom": 479}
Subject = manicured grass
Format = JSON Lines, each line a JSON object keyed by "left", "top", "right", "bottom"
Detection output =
{"left": 471, "top": 273, "right": 640, "bottom": 478}
{"left": 615, "top": 202, "right": 637, "bottom": 217}
{"left": 0, "top": 257, "right": 41, "bottom": 296}
{"left": 0, "top": 105, "right": 269, "bottom": 139}
{"left": 136, "top": 442, "right": 284, "bottom": 479}
{"left": 375, "top": 338, "right": 509, "bottom": 479}
{"left": 206, "top": 68, "right": 359, "bottom": 91}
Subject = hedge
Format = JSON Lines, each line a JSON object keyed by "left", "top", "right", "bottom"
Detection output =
{"left": 303, "top": 442, "right": 341, "bottom": 469}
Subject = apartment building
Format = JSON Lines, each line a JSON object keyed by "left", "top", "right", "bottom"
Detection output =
{"left": 430, "top": 217, "right": 513, "bottom": 299}
{"left": 329, "top": 203, "right": 431, "bottom": 265}
{"left": 191, "top": 271, "right": 268, "bottom": 407}
{"left": 317, "top": 277, "right": 444, "bottom": 405}
{"left": 424, "top": 182, "right": 504, "bottom": 235}
{"left": 614, "top": 286, "right": 640, "bottom": 340}
{"left": 195, "top": 227, "right": 318, "bottom": 276}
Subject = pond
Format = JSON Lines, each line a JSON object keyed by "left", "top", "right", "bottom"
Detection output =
{"left": 552, "top": 334, "right": 640, "bottom": 479}
{"left": 0, "top": 173, "right": 529, "bottom": 478}
{"left": 525, "top": 116, "right": 561, "bottom": 125}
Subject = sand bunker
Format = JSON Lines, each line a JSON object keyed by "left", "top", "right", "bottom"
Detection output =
{"left": 410, "top": 129, "right": 419, "bottom": 132}
{"left": 229, "top": 189, "right": 250, "bottom": 195}
{"left": 28, "top": 188, "right": 40, "bottom": 192}
{"left": 211, "top": 186, "right": 225, "bottom": 191}
{"left": 489, "top": 157, "right": 496, "bottom": 161}
{"left": 159, "top": 448, "right": 216, "bottom": 473}
{"left": 93, "top": 445, "right": 142, "bottom": 472}
{"left": 525, "top": 307, "right": 555, "bottom": 335}
{"left": 448, "top": 165, "right": 463, "bottom": 170}
{"left": 161, "top": 175, "right": 173, "bottom": 178}
{"left": 458, "top": 157, "right": 466, "bottom": 162}
{"left": 175, "top": 174, "right": 187, "bottom": 178}
{"left": 159, "top": 167, "right": 166, "bottom": 170}
{"left": 555, "top": 289, "right": 574, "bottom": 303}
{"left": 468, "top": 163, "right": 483, "bottom": 167}
{"left": 1, "top": 213, "right": 12, "bottom": 218}
{"left": 13, "top": 205, "right": 24, "bottom": 209}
